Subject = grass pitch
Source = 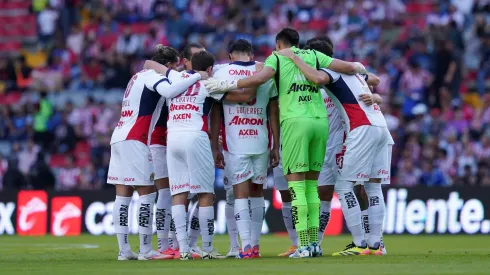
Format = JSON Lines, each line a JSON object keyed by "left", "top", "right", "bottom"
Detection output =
{"left": 1, "top": 234, "right": 489, "bottom": 275}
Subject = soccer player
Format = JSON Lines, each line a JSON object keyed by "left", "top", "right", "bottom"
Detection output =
{"left": 147, "top": 46, "right": 181, "bottom": 259}
{"left": 108, "top": 46, "right": 205, "bottom": 261}
{"left": 204, "top": 28, "right": 367, "bottom": 258}
{"left": 276, "top": 44, "right": 390, "bottom": 256}
{"left": 210, "top": 39, "right": 280, "bottom": 258}
{"left": 166, "top": 50, "right": 226, "bottom": 260}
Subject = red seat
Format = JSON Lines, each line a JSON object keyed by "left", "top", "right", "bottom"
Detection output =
{"left": 50, "top": 154, "right": 68, "bottom": 168}
{"left": 129, "top": 23, "right": 150, "bottom": 34}
{"left": 74, "top": 141, "right": 91, "bottom": 154}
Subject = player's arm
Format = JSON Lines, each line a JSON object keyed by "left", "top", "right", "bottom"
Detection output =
{"left": 268, "top": 98, "right": 280, "bottom": 168}
{"left": 365, "top": 73, "right": 380, "bottom": 86}
{"left": 359, "top": 92, "right": 383, "bottom": 106}
{"left": 315, "top": 50, "right": 367, "bottom": 75}
{"left": 291, "top": 55, "right": 332, "bottom": 85}
{"left": 210, "top": 103, "right": 225, "bottom": 169}
{"left": 143, "top": 60, "right": 169, "bottom": 75}
{"left": 221, "top": 88, "right": 258, "bottom": 103}
{"left": 146, "top": 72, "right": 201, "bottom": 99}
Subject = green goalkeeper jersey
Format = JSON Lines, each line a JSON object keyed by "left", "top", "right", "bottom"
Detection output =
{"left": 263, "top": 46, "right": 333, "bottom": 123}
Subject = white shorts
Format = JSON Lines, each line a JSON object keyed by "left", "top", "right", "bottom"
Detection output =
{"left": 150, "top": 145, "right": 169, "bottom": 180}
{"left": 167, "top": 132, "right": 215, "bottom": 196}
{"left": 273, "top": 145, "right": 288, "bottom": 191}
{"left": 337, "top": 125, "right": 390, "bottom": 182}
{"left": 224, "top": 150, "right": 269, "bottom": 186}
{"left": 318, "top": 130, "right": 344, "bottom": 186}
{"left": 107, "top": 140, "right": 154, "bottom": 186}
{"left": 381, "top": 145, "right": 393, "bottom": 185}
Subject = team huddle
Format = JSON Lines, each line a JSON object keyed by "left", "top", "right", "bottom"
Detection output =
{"left": 107, "top": 27, "right": 393, "bottom": 261}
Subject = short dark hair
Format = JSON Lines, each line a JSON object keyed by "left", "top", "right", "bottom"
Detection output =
{"left": 181, "top": 43, "right": 205, "bottom": 60}
{"left": 191, "top": 51, "right": 215, "bottom": 71}
{"left": 304, "top": 40, "right": 333, "bottom": 57}
{"left": 306, "top": 36, "right": 333, "bottom": 48}
{"left": 228, "top": 39, "right": 253, "bottom": 54}
{"left": 275, "top": 28, "right": 299, "bottom": 47}
{"left": 151, "top": 45, "right": 179, "bottom": 65}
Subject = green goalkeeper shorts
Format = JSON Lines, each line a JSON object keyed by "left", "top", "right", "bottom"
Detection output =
{"left": 281, "top": 117, "right": 329, "bottom": 175}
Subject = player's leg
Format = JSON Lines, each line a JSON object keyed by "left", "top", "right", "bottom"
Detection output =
{"left": 172, "top": 192, "right": 193, "bottom": 260}
{"left": 354, "top": 183, "right": 370, "bottom": 244}
{"left": 150, "top": 145, "right": 172, "bottom": 254}
{"left": 365, "top": 133, "right": 390, "bottom": 255}
{"left": 192, "top": 134, "right": 225, "bottom": 259}
{"left": 274, "top": 165, "right": 298, "bottom": 256}
{"left": 108, "top": 143, "right": 138, "bottom": 260}
{"left": 224, "top": 151, "right": 253, "bottom": 258}
{"left": 187, "top": 196, "right": 201, "bottom": 255}
{"left": 332, "top": 126, "right": 381, "bottom": 256}
{"left": 224, "top": 180, "right": 240, "bottom": 257}
{"left": 248, "top": 151, "right": 269, "bottom": 258}
{"left": 282, "top": 118, "right": 311, "bottom": 258}
{"left": 305, "top": 117, "right": 329, "bottom": 256}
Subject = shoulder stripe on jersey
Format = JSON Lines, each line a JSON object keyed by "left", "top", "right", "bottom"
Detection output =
{"left": 363, "top": 74, "right": 368, "bottom": 81}
{"left": 273, "top": 53, "right": 280, "bottom": 93}
{"left": 313, "top": 51, "right": 320, "bottom": 70}
{"left": 153, "top": 78, "right": 170, "bottom": 91}
{"left": 220, "top": 92, "right": 229, "bottom": 102}
{"left": 326, "top": 76, "right": 358, "bottom": 104}
{"left": 166, "top": 69, "right": 173, "bottom": 78}
{"left": 320, "top": 69, "right": 334, "bottom": 83}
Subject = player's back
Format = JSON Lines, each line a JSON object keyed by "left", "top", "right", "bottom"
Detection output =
{"left": 320, "top": 68, "right": 387, "bottom": 132}
{"left": 321, "top": 88, "right": 344, "bottom": 134}
{"left": 167, "top": 71, "right": 214, "bottom": 134}
{"left": 266, "top": 46, "right": 327, "bottom": 123}
{"left": 213, "top": 61, "right": 277, "bottom": 154}
{"left": 111, "top": 69, "right": 164, "bottom": 145}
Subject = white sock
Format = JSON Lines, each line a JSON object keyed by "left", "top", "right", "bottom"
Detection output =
{"left": 364, "top": 182, "right": 385, "bottom": 247}
{"left": 234, "top": 198, "right": 251, "bottom": 249}
{"left": 225, "top": 189, "right": 239, "bottom": 248}
{"left": 281, "top": 202, "right": 298, "bottom": 247}
{"left": 318, "top": 200, "right": 331, "bottom": 244}
{"left": 249, "top": 197, "right": 264, "bottom": 247}
{"left": 172, "top": 204, "right": 189, "bottom": 252}
{"left": 156, "top": 188, "right": 171, "bottom": 251}
{"left": 335, "top": 181, "right": 365, "bottom": 247}
{"left": 361, "top": 209, "right": 370, "bottom": 242}
{"left": 113, "top": 196, "right": 132, "bottom": 252}
{"left": 138, "top": 192, "right": 156, "bottom": 254}
{"left": 169, "top": 218, "right": 179, "bottom": 250}
{"left": 188, "top": 204, "right": 200, "bottom": 247}
{"left": 199, "top": 206, "right": 215, "bottom": 253}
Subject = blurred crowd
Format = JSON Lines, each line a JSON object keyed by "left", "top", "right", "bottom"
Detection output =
{"left": 0, "top": 0, "right": 489, "bottom": 190}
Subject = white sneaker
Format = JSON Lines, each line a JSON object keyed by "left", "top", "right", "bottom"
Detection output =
{"left": 380, "top": 239, "right": 387, "bottom": 255}
{"left": 180, "top": 252, "right": 194, "bottom": 260}
{"left": 118, "top": 250, "right": 138, "bottom": 260}
{"left": 138, "top": 249, "right": 169, "bottom": 260}
{"left": 190, "top": 245, "right": 203, "bottom": 255}
{"left": 226, "top": 246, "right": 240, "bottom": 258}
{"left": 289, "top": 247, "right": 311, "bottom": 258}
{"left": 201, "top": 249, "right": 226, "bottom": 259}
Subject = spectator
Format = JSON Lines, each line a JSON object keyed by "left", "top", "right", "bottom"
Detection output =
{"left": 420, "top": 160, "right": 449, "bottom": 186}
{"left": 37, "top": 5, "right": 59, "bottom": 47}
{"left": 457, "top": 147, "right": 478, "bottom": 177}
{"left": 2, "top": 158, "right": 28, "bottom": 190}
{"left": 477, "top": 33, "right": 490, "bottom": 96}
{"left": 397, "top": 158, "right": 422, "bottom": 186}
{"left": 28, "top": 152, "right": 55, "bottom": 190}
{"left": 80, "top": 58, "right": 103, "bottom": 89}
{"left": 18, "top": 139, "right": 40, "bottom": 175}
{"left": 116, "top": 27, "right": 140, "bottom": 55}
{"left": 53, "top": 112, "right": 77, "bottom": 153}
{"left": 57, "top": 156, "right": 81, "bottom": 190}
{"left": 399, "top": 59, "right": 433, "bottom": 117}
{"left": 33, "top": 92, "right": 53, "bottom": 150}
{"left": 67, "top": 26, "right": 84, "bottom": 56}
{"left": 0, "top": 153, "right": 7, "bottom": 190}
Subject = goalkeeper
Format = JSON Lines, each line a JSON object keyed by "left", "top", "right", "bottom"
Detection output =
{"left": 203, "top": 28, "right": 366, "bottom": 258}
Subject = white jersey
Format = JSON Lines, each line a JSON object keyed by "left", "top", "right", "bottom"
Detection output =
{"left": 320, "top": 69, "right": 387, "bottom": 132}
{"left": 110, "top": 69, "right": 200, "bottom": 145}
{"left": 321, "top": 88, "right": 344, "bottom": 135}
{"left": 214, "top": 61, "right": 278, "bottom": 155}
{"left": 167, "top": 70, "right": 222, "bottom": 133}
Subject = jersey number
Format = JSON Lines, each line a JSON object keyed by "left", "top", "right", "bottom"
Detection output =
{"left": 124, "top": 74, "right": 138, "bottom": 98}
{"left": 176, "top": 82, "right": 200, "bottom": 97}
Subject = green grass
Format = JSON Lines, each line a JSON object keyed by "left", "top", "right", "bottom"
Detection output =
{"left": 1, "top": 234, "right": 489, "bottom": 275}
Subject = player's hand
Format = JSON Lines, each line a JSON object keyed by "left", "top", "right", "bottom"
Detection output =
{"left": 270, "top": 147, "right": 280, "bottom": 168}
{"left": 202, "top": 78, "right": 238, "bottom": 93}
{"left": 214, "top": 150, "right": 225, "bottom": 169}
{"left": 359, "top": 94, "right": 374, "bottom": 106}
{"left": 197, "top": 71, "right": 209, "bottom": 80}
{"left": 354, "top": 62, "right": 367, "bottom": 75}
{"left": 275, "top": 48, "right": 296, "bottom": 60}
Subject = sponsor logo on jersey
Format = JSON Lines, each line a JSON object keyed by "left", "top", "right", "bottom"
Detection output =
{"left": 173, "top": 113, "right": 192, "bottom": 120}
{"left": 287, "top": 83, "right": 318, "bottom": 94}
{"left": 124, "top": 178, "right": 135, "bottom": 182}
{"left": 298, "top": 95, "right": 312, "bottom": 102}
{"left": 108, "top": 176, "right": 118, "bottom": 181}
{"left": 17, "top": 191, "right": 48, "bottom": 236}
{"left": 171, "top": 183, "right": 190, "bottom": 192}
{"left": 228, "top": 116, "right": 264, "bottom": 126}
{"left": 122, "top": 100, "right": 130, "bottom": 107}
{"left": 229, "top": 69, "right": 252, "bottom": 76}
{"left": 378, "top": 169, "right": 389, "bottom": 176}
{"left": 170, "top": 104, "right": 199, "bottom": 111}
{"left": 51, "top": 197, "right": 82, "bottom": 236}
{"left": 238, "top": 129, "right": 258, "bottom": 136}
{"left": 235, "top": 170, "right": 252, "bottom": 182}
{"left": 121, "top": 110, "right": 133, "bottom": 117}
{"left": 356, "top": 173, "right": 370, "bottom": 179}
{"left": 324, "top": 97, "right": 335, "bottom": 108}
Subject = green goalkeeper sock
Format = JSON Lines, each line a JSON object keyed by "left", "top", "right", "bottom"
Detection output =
{"left": 288, "top": 180, "right": 309, "bottom": 247}
{"left": 305, "top": 179, "right": 320, "bottom": 244}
